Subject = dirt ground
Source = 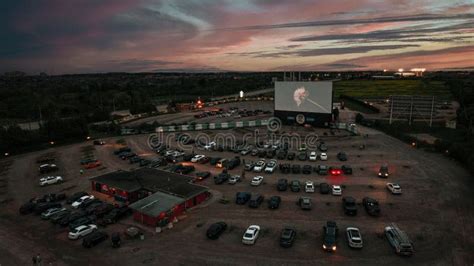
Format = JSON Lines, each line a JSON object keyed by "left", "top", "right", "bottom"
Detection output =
{"left": 0, "top": 107, "right": 473, "bottom": 266}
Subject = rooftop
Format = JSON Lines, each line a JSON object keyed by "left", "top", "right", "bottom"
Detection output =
{"left": 129, "top": 191, "right": 184, "bottom": 217}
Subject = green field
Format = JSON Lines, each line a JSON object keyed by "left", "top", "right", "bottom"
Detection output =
{"left": 334, "top": 80, "right": 452, "bottom": 100}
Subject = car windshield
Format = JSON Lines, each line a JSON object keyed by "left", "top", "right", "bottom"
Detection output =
{"left": 244, "top": 233, "right": 253, "bottom": 238}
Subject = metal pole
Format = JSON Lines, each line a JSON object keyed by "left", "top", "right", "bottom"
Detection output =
{"left": 430, "top": 96, "right": 435, "bottom": 127}
{"left": 389, "top": 97, "right": 393, "bottom": 125}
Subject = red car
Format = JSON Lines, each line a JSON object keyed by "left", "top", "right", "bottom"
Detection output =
{"left": 85, "top": 161, "right": 102, "bottom": 169}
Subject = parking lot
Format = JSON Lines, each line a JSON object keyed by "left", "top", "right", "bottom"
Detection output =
{"left": 0, "top": 104, "right": 473, "bottom": 265}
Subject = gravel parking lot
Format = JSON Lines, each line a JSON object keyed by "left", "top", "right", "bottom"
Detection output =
{"left": 0, "top": 109, "right": 473, "bottom": 265}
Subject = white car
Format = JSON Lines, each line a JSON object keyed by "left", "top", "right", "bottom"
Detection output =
{"left": 387, "top": 183, "right": 402, "bottom": 194}
{"left": 242, "top": 225, "right": 260, "bottom": 245}
{"left": 39, "top": 176, "right": 63, "bottom": 186}
{"left": 41, "top": 207, "right": 66, "bottom": 219}
{"left": 191, "top": 154, "right": 206, "bottom": 163}
{"left": 305, "top": 181, "right": 315, "bottom": 193}
{"left": 320, "top": 153, "right": 328, "bottom": 161}
{"left": 228, "top": 175, "right": 241, "bottom": 184}
{"left": 264, "top": 159, "right": 277, "bottom": 173}
{"left": 253, "top": 159, "right": 266, "bottom": 172}
{"left": 346, "top": 227, "right": 363, "bottom": 248}
{"left": 204, "top": 142, "right": 216, "bottom": 150}
{"left": 72, "top": 195, "right": 95, "bottom": 208}
{"left": 251, "top": 176, "right": 264, "bottom": 186}
{"left": 68, "top": 224, "right": 98, "bottom": 240}
{"left": 332, "top": 185, "right": 342, "bottom": 196}
{"left": 309, "top": 151, "right": 317, "bottom": 161}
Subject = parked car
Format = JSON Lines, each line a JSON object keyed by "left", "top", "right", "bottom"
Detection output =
{"left": 41, "top": 207, "right": 67, "bottom": 219}
{"left": 329, "top": 167, "right": 342, "bottom": 176}
{"left": 228, "top": 175, "right": 241, "bottom": 184}
{"left": 204, "top": 142, "right": 216, "bottom": 150}
{"left": 39, "top": 176, "right": 63, "bottom": 186}
{"left": 332, "top": 185, "right": 342, "bottom": 196}
{"left": 251, "top": 149, "right": 259, "bottom": 156}
{"left": 290, "top": 180, "right": 301, "bottom": 192}
{"left": 322, "top": 221, "right": 338, "bottom": 252}
{"left": 297, "top": 197, "right": 312, "bottom": 210}
{"left": 103, "top": 206, "right": 131, "bottom": 224}
{"left": 91, "top": 203, "right": 114, "bottom": 217}
{"left": 241, "top": 146, "right": 252, "bottom": 155}
{"left": 302, "top": 165, "right": 312, "bottom": 174}
{"left": 280, "top": 227, "right": 297, "bottom": 248}
{"left": 244, "top": 162, "right": 255, "bottom": 171}
{"left": 216, "top": 158, "right": 228, "bottom": 168}
{"left": 287, "top": 152, "right": 295, "bottom": 160}
{"left": 33, "top": 202, "right": 62, "bottom": 215}
{"left": 387, "top": 183, "right": 402, "bottom": 194}
{"left": 195, "top": 171, "right": 211, "bottom": 181}
{"left": 277, "top": 150, "right": 287, "bottom": 160}
{"left": 253, "top": 159, "right": 266, "bottom": 172}
{"left": 250, "top": 176, "right": 264, "bottom": 186}
{"left": 67, "top": 192, "right": 89, "bottom": 204}
{"left": 214, "top": 172, "right": 230, "bottom": 184}
{"left": 342, "top": 165, "right": 353, "bottom": 175}
{"left": 19, "top": 202, "right": 36, "bottom": 214}
{"left": 384, "top": 223, "right": 414, "bottom": 256}
{"left": 242, "top": 225, "right": 260, "bottom": 245}
{"left": 191, "top": 154, "right": 206, "bottom": 163}
{"left": 93, "top": 140, "right": 106, "bottom": 145}
{"left": 267, "top": 196, "right": 281, "bottom": 209}
{"left": 277, "top": 178, "right": 288, "bottom": 191}
{"left": 309, "top": 151, "right": 317, "bottom": 161}
{"left": 346, "top": 227, "right": 363, "bottom": 249}
{"left": 378, "top": 164, "right": 390, "bottom": 178}
{"left": 226, "top": 157, "right": 241, "bottom": 170}
{"left": 320, "top": 183, "right": 330, "bottom": 194}
{"left": 317, "top": 165, "right": 328, "bottom": 175}
{"left": 206, "top": 222, "right": 227, "bottom": 240}
{"left": 337, "top": 152, "right": 348, "bottom": 161}
{"left": 318, "top": 143, "right": 328, "bottom": 152}
{"left": 297, "top": 151, "right": 307, "bottom": 161}
{"left": 39, "top": 164, "right": 58, "bottom": 174}
{"left": 82, "top": 231, "right": 108, "bottom": 248}
{"left": 49, "top": 209, "right": 71, "bottom": 223}
{"left": 69, "top": 216, "right": 95, "bottom": 231}
{"left": 235, "top": 192, "right": 251, "bottom": 205}
{"left": 248, "top": 194, "right": 264, "bottom": 208}
{"left": 280, "top": 163, "right": 291, "bottom": 174}
{"left": 59, "top": 212, "right": 87, "bottom": 227}
{"left": 264, "top": 159, "right": 277, "bottom": 173}
{"left": 129, "top": 156, "right": 141, "bottom": 164}
{"left": 291, "top": 164, "right": 301, "bottom": 174}
{"left": 362, "top": 197, "right": 381, "bottom": 216}
{"left": 305, "top": 181, "right": 315, "bottom": 193}
{"left": 72, "top": 195, "right": 95, "bottom": 208}
{"left": 342, "top": 196, "right": 357, "bottom": 215}
{"left": 69, "top": 224, "right": 98, "bottom": 240}
{"left": 320, "top": 152, "right": 328, "bottom": 160}
{"left": 209, "top": 157, "right": 222, "bottom": 165}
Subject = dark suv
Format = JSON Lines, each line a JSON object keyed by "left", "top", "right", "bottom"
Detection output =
{"left": 248, "top": 194, "right": 264, "bottom": 208}
{"left": 82, "top": 231, "right": 108, "bottom": 248}
{"left": 290, "top": 180, "right": 301, "bottom": 192}
{"left": 323, "top": 221, "right": 338, "bottom": 252}
{"left": 342, "top": 197, "right": 357, "bottom": 216}
{"left": 235, "top": 192, "right": 251, "bottom": 205}
{"left": 362, "top": 197, "right": 381, "bottom": 216}
{"left": 277, "top": 179, "right": 288, "bottom": 191}
{"left": 378, "top": 164, "right": 389, "bottom": 178}
{"left": 103, "top": 206, "right": 131, "bottom": 224}
{"left": 268, "top": 196, "right": 281, "bottom": 209}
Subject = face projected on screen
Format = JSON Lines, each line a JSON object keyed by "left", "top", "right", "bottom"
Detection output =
{"left": 293, "top": 87, "right": 309, "bottom": 107}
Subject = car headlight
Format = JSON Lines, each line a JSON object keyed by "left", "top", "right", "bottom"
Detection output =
{"left": 385, "top": 173, "right": 388, "bottom": 176}
{"left": 332, "top": 246, "right": 337, "bottom": 251}
{"left": 378, "top": 172, "right": 381, "bottom": 175}
{"left": 323, "top": 244, "right": 326, "bottom": 249}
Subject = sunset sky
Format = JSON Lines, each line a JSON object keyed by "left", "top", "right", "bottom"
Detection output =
{"left": 1, "top": 0, "right": 473, "bottom": 74}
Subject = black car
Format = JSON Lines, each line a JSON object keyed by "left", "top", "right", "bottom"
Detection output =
{"left": 362, "top": 197, "right": 381, "bottom": 216}
{"left": 251, "top": 149, "right": 259, "bottom": 156}
{"left": 290, "top": 180, "right": 301, "bottom": 192}
{"left": 67, "top": 192, "right": 89, "bottom": 204}
{"left": 378, "top": 164, "right": 389, "bottom": 178}
{"left": 19, "top": 202, "right": 36, "bottom": 214}
{"left": 50, "top": 210, "right": 71, "bottom": 224}
{"left": 342, "top": 165, "right": 353, "bottom": 175}
{"left": 302, "top": 165, "right": 312, "bottom": 174}
{"left": 226, "top": 157, "right": 241, "bottom": 170}
{"left": 280, "top": 163, "right": 291, "bottom": 174}
{"left": 214, "top": 173, "right": 230, "bottom": 184}
{"left": 280, "top": 227, "right": 297, "bottom": 248}
{"left": 103, "top": 206, "right": 131, "bottom": 224}
{"left": 33, "top": 202, "right": 62, "bottom": 215}
{"left": 337, "top": 152, "right": 348, "bottom": 161}
{"left": 291, "top": 164, "right": 301, "bottom": 174}
{"left": 319, "top": 183, "right": 330, "bottom": 194}
{"left": 209, "top": 157, "right": 222, "bottom": 165}
{"left": 277, "top": 150, "right": 287, "bottom": 160}
{"left": 59, "top": 212, "right": 87, "bottom": 227}
{"left": 80, "top": 198, "right": 101, "bottom": 209}
{"left": 318, "top": 143, "right": 328, "bottom": 152}
{"left": 114, "top": 147, "right": 131, "bottom": 155}
{"left": 257, "top": 149, "right": 267, "bottom": 157}
{"left": 69, "top": 216, "right": 95, "bottom": 230}
{"left": 84, "top": 201, "right": 104, "bottom": 214}
{"left": 139, "top": 159, "right": 151, "bottom": 167}
{"left": 82, "top": 231, "right": 108, "bottom": 248}
{"left": 39, "top": 164, "right": 58, "bottom": 174}
{"left": 235, "top": 192, "right": 251, "bottom": 205}
{"left": 317, "top": 165, "right": 329, "bottom": 175}
{"left": 297, "top": 197, "right": 312, "bottom": 210}
{"left": 323, "top": 221, "right": 338, "bottom": 252}
{"left": 342, "top": 197, "right": 357, "bottom": 216}
{"left": 129, "top": 156, "right": 141, "bottom": 164}
{"left": 277, "top": 178, "right": 288, "bottom": 191}
{"left": 266, "top": 149, "right": 276, "bottom": 159}
{"left": 287, "top": 152, "right": 295, "bottom": 160}
{"left": 248, "top": 194, "right": 264, "bottom": 208}
{"left": 195, "top": 171, "right": 211, "bottom": 181}
{"left": 297, "top": 151, "right": 307, "bottom": 161}
{"left": 268, "top": 196, "right": 281, "bottom": 209}
{"left": 174, "top": 164, "right": 195, "bottom": 174}
{"left": 35, "top": 193, "right": 66, "bottom": 203}
{"left": 206, "top": 222, "right": 227, "bottom": 240}
{"left": 92, "top": 203, "right": 114, "bottom": 217}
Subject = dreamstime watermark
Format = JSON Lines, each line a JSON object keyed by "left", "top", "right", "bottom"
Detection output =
{"left": 147, "top": 117, "right": 319, "bottom": 152}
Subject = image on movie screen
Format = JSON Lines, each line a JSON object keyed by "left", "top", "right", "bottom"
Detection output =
{"left": 274, "top": 81, "right": 333, "bottom": 114}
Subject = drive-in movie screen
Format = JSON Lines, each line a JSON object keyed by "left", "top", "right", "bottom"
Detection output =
{"left": 275, "top": 81, "right": 333, "bottom": 114}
